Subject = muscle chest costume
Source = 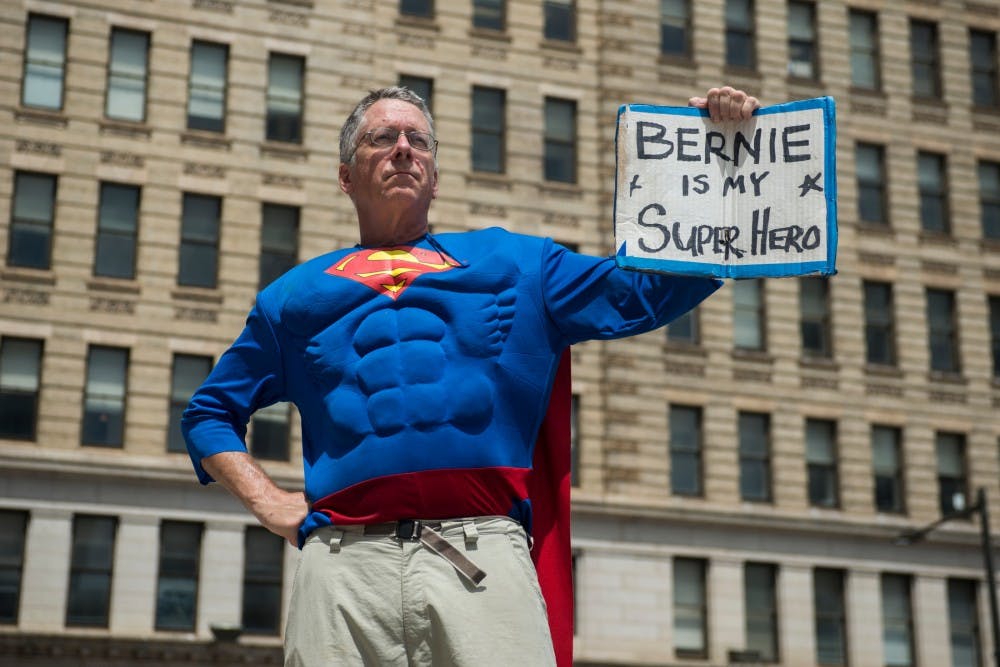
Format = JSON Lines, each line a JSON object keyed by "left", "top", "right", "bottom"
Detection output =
{"left": 182, "top": 227, "right": 720, "bottom": 665}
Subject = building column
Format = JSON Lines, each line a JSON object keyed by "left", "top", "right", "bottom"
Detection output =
{"left": 196, "top": 520, "right": 246, "bottom": 637}
{"left": 110, "top": 514, "right": 159, "bottom": 635}
{"left": 19, "top": 508, "right": 73, "bottom": 631}
{"left": 913, "top": 574, "right": 949, "bottom": 667}
{"left": 847, "top": 570, "right": 883, "bottom": 667}
{"left": 709, "top": 557, "right": 744, "bottom": 663}
{"left": 779, "top": 563, "right": 815, "bottom": 666}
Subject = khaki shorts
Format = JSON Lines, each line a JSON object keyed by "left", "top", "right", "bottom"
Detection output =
{"left": 284, "top": 516, "right": 556, "bottom": 667}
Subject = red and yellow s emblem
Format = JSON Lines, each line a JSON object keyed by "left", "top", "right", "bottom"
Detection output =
{"left": 325, "top": 246, "right": 458, "bottom": 300}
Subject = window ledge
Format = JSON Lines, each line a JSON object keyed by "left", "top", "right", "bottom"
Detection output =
{"left": 864, "top": 364, "right": 903, "bottom": 378}
{"left": 972, "top": 108, "right": 1000, "bottom": 132}
{"left": 786, "top": 75, "right": 824, "bottom": 92}
{"left": 799, "top": 356, "right": 838, "bottom": 371}
{"left": 87, "top": 277, "right": 140, "bottom": 295}
{"left": 980, "top": 238, "right": 1000, "bottom": 252}
{"left": 171, "top": 286, "right": 223, "bottom": 304}
{"left": 268, "top": 0, "right": 313, "bottom": 7}
{"left": 259, "top": 142, "right": 308, "bottom": 161}
{"left": 537, "top": 181, "right": 583, "bottom": 199}
{"left": 14, "top": 106, "right": 68, "bottom": 128}
{"left": 538, "top": 39, "right": 581, "bottom": 54}
{"left": 0, "top": 266, "right": 56, "bottom": 286}
{"left": 181, "top": 130, "right": 232, "bottom": 150}
{"left": 99, "top": 118, "right": 152, "bottom": 139}
{"left": 858, "top": 223, "right": 895, "bottom": 238}
{"left": 911, "top": 98, "right": 949, "bottom": 124}
{"left": 664, "top": 341, "right": 706, "bottom": 357}
{"left": 731, "top": 349, "right": 774, "bottom": 364}
{"left": 918, "top": 231, "right": 956, "bottom": 246}
{"left": 927, "top": 371, "right": 967, "bottom": 385}
{"left": 395, "top": 14, "right": 440, "bottom": 32}
{"left": 465, "top": 172, "right": 512, "bottom": 191}
{"left": 468, "top": 27, "right": 511, "bottom": 43}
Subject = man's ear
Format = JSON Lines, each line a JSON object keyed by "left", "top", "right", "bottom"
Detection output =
{"left": 431, "top": 167, "right": 439, "bottom": 200}
{"left": 338, "top": 163, "right": 353, "bottom": 195}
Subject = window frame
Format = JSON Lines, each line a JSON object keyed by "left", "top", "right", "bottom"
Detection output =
{"left": 669, "top": 404, "right": 703, "bottom": 497}
{"left": 177, "top": 192, "right": 222, "bottom": 289}
{"left": 472, "top": 0, "right": 505, "bottom": 31}
{"left": 739, "top": 412, "right": 772, "bottom": 502}
{"left": 926, "top": 287, "right": 961, "bottom": 374}
{"left": 814, "top": 568, "right": 848, "bottom": 667}
{"left": 863, "top": 281, "right": 897, "bottom": 366}
{"left": 250, "top": 402, "right": 292, "bottom": 461}
{"left": 800, "top": 276, "right": 832, "bottom": 358}
{"left": 543, "top": 97, "right": 577, "bottom": 184}
{"left": 989, "top": 294, "right": 1000, "bottom": 380}
{"left": 65, "top": 514, "right": 117, "bottom": 628}
{"left": 787, "top": 0, "right": 819, "bottom": 80}
{"left": 187, "top": 40, "right": 229, "bottom": 133}
{"left": 947, "top": 578, "right": 983, "bottom": 667}
{"left": 81, "top": 345, "right": 129, "bottom": 448}
{"left": 856, "top": 142, "right": 888, "bottom": 226}
{"left": 104, "top": 27, "right": 150, "bottom": 123}
{"left": 543, "top": 0, "right": 576, "bottom": 42}
{"left": 733, "top": 278, "right": 766, "bottom": 351}
{"left": 881, "top": 573, "right": 915, "bottom": 667}
{"left": 155, "top": 520, "right": 203, "bottom": 632}
{"left": 94, "top": 182, "right": 141, "bottom": 280}
{"left": 725, "top": 0, "right": 757, "bottom": 70}
{"left": 936, "top": 432, "right": 968, "bottom": 516}
{"left": 241, "top": 526, "right": 285, "bottom": 635}
{"left": 872, "top": 425, "right": 906, "bottom": 515}
{"left": 399, "top": 0, "right": 434, "bottom": 18}
{"left": 398, "top": 74, "right": 434, "bottom": 113}
{"left": 805, "top": 418, "right": 839, "bottom": 509}
{"left": 744, "top": 562, "right": 779, "bottom": 662}
{"left": 980, "top": 160, "right": 1000, "bottom": 240}
{"left": 673, "top": 557, "right": 709, "bottom": 658}
{"left": 8, "top": 170, "right": 57, "bottom": 271}
{"left": 471, "top": 86, "right": 506, "bottom": 174}
{"left": 0, "top": 510, "right": 29, "bottom": 625}
{"left": 910, "top": 19, "right": 942, "bottom": 100}
{"left": 168, "top": 353, "right": 213, "bottom": 454}
{"left": 971, "top": 29, "right": 999, "bottom": 109}
{"left": 660, "top": 0, "right": 692, "bottom": 58}
{"left": 0, "top": 337, "right": 44, "bottom": 441}
{"left": 259, "top": 202, "right": 300, "bottom": 289}
{"left": 848, "top": 9, "right": 881, "bottom": 91}
{"left": 917, "top": 151, "right": 950, "bottom": 235}
{"left": 21, "top": 13, "right": 69, "bottom": 111}
{"left": 265, "top": 52, "right": 305, "bottom": 144}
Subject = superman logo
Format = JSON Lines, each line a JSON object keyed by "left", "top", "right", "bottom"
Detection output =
{"left": 325, "top": 246, "right": 458, "bottom": 300}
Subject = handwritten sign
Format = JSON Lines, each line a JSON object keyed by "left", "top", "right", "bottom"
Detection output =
{"left": 614, "top": 97, "right": 837, "bottom": 278}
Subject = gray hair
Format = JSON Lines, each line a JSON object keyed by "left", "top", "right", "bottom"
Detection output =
{"left": 339, "top": 86, "right": 435, "bottom": 164}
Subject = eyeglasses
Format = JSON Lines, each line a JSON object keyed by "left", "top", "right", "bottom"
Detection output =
{"left": 359, "top": 127, "right": 438, "bottom": 154}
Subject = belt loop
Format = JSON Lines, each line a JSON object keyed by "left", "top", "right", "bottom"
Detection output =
{"left": 329, "top": 528, "right": 344, "bottom": 553}
{"left": 462, "top": 519, "right": 479, "bottom": 547}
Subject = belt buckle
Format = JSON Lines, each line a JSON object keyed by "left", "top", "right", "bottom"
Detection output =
{"left": 395, "top": 519, "right": 421, "bottom": 540}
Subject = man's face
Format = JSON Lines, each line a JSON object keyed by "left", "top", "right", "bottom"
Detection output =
{"left": 339, "top": 98, "right": 439, "bottom": 215}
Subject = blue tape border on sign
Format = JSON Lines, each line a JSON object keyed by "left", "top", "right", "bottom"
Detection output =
{"left": 613, "top": 96, "right": 838, "bottom": 279}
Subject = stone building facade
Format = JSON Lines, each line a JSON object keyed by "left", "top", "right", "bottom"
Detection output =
{"left": 0, "top": 0, "right": 999, "bottom": 665}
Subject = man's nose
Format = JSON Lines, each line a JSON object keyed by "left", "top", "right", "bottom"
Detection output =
{"left": 392, "top": 132, "right": 413, "bottom": 158}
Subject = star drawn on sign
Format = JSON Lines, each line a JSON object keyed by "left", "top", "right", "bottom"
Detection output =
{"left": 798, "top": 172, "right": 823, "bottom": 197}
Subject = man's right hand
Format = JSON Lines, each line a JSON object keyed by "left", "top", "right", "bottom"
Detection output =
{"left": 252, "top": 488, "right": 310, "bottom": 545}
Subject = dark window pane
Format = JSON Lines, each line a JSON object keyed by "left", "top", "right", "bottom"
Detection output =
{"left": 95, "top": 183, "right": 140, "bottom": 279}
{"left": 251, "top": 403, "right": 290, "bottom": 461}
{"left": 400, "top": 0, "right": 433, "bottom": 17}
{"left": 544, "top": 98, "right": 576, "bottom": 183}
{"left": 66, "top": 516, "right": 117, "bottom": 627}
{"left": 0, "top": 511, "right": 28, "bottom": 624}
{"left": 259, "top": 204, "right": 299, "bottom": 288}
{"left": 910, "top": 20, "right": 941, "bottom": 99}
{"left": 82, "top": 347, "right": 128, "bottom": 447}
{"left": 156, "top": 522, "right": 202, "bottom": 631}
{"left": 473, "top": 0, "right": 504, "bottom": 30}
{"left": 106, "top": 29, "right": 149, "bottom": 122}
{"left": 169, "top": 355, "right": 213, "bottom": 453}
{"left": 242, "top": 527, "right": 284, "bottom": 634}
{"left": 0, "top": 338, "right": 43, "bottom": 440}
{"left": 544, "top": 1, "right": 575, "bottom": 41}
{"left": 188, "top": 41, "right": 228, "bottom": 132}
{"left": 398, "top": 75, "right": 433, "bottom": 112}
{"left": 864, "top": 282, "right": 896, "bottom": 366}
{"left": 266, "top": 54, "right": 304, "bottom": 143}
{"left": 981, "top": 161, "right": 1000, "bottom": 240}
{"left": 814, "top": 569, "right": 847, "bottom": 666}
{"left": 725, "top": 0, "right": 756, "bottom": 69}
{"left": 179, "top": 194, "right": 221, "bottom": 288}
{"left": 849, "top": 10, "right": 880, "bottom": 90}
{"left": 9, "top": 172, "right": 56, "bottom": 270}
{"left": 472, "top": 87, "right": 505, "bottom": 174}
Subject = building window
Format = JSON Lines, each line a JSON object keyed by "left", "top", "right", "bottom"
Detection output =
{"left": 739, "top": 412, "right": 771, "bottom": 502}
{"left": 670, "top": 405, "right": 702, "bottom": 497}
{"left": 667, "top": 308, "right": 699, "bottom": 344}
{"left": 187, "top": 41, "right": 228, "bottom": 132}
{"left": 473, "top": 0, "right": 504, "bottom": 31}
{"left": 259, "top": 203, "right": 299, "bottom": 289}
{"left": 155, "top": 521, "right": 202, "bottom": 631}
{"left": 971, "top": 30, "right": 999, "bottom": 109}
{"left": 544, "top": 98, "right": 576, "bottom": 183}
{"left": 814, "top": 568, "right": 847, "bottom": 667}
{"left": 242, "top": 526, "right": 284, "bottom": 635}
{"left": 937, "top": 432, "right": 967, "bottom": 515}
{"left": 66, "top": 515, "right": 117, "bottom": 627}
{"left": 400, "top": 0, "right": 433, "bottom": 17}
{"left": 0, "top": 510, "right": 28, "bottom": 624}
{"left": 948, "top": 578, "right": 982, "bottom": 667}
{"left": 744, "top": 562, "right": 778, "bottom": 662}
{"left": 856, "top": 143, "right": 887, "bottom": 225}
{"left": 82, "top": 346, "right": 128, "bottom": 448}
{"left": 849, "top": 10, "right": 880, "bottom": 90}
{"left": 570, "top": 393, "right": 580, "bottom": 487}
{"left": 251, "top": 403, "right": 291, "bottom": 461}
{"left": 910, "top": 20, "right": 941, "bottom": 99}
{"left": 733, "top": 278, "right": 765, "bottom": 350}
{"left": 660, "top": 0, "right": 691, "bottom": 57}
{"left": 787, "top": 1, "right": 818, "bottom": 79}
{"left": 178, "top": 193, "right": 221, "bottom": 289}
{"left": 981, "top": 160, "right": 1000, "bottom": 240}
{"left": 673, "top": 557, "right": 708, "bottom": 657}
{"left": 105, "top": 28, "right": 149, "bottom": 122}
{"left": 0, "top": 338, "right": 43, "bottom": 441}
{"left": 266, "top": 53, "right": 304, "bottom": 144}
{"left": 543, "top": 0, "right": 575, "bottom": 42}
{"left": 398, "top": 74, "right": 433, "bottom": 112}
{"left": 94, "top": 182, "right": 140, "bottom": 279}
{"left": 725, "top": 0, "right": 756, "bottom": 69}
{"left": 800, "top": 276, "right": 831, "bottom": 358}
{"left": 168, "top": 354, "right": 213, "bottom": 454}
{"left": 873, "top": 425, "right": 905, "bottom": 514}
{"left": 8, "top": 171, "right": 57, "bottom": 270}
{"left": 926, "top": 288, "right": 960, "bottom": 374}
{"left": 882, "top": 574, "right": 915, "bottom": 667}
{"left": 918, "top": 152, "right": 950, "bottom": 235}
{"left": 471, "top": 86, "right": 505, "bottom": 174}
{"left": 22, "top": 14, "right": 68, "bottom": 110}
{"left": 864, "top": 281, "right": 896, "bottom": 366}
{"left": 806, "top": 418, "right": 838, "bottom": 508}
{"left": 990, "top": 295, "right": 1000, "bottom": 379}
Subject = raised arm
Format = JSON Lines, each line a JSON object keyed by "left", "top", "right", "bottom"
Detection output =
{"left": 688, "top": 85, "right": 760, "bottom": 122}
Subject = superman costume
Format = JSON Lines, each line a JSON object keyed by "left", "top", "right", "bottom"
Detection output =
{"left": 182, "top": 226, "right": 720, "bottom": 665}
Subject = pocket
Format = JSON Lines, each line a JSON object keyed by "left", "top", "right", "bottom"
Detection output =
{"left": 504, "top": 531, "right": 548, "bottom": 613}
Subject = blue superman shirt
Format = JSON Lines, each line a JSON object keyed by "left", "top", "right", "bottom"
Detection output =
{"left": 182, "top": 227, "right": 720, "bottom": 545}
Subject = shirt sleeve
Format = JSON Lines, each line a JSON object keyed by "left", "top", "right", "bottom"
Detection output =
{"left": 181, "top": 299, "right": 287, "bottom": 484}
{"left": 539, "top": 237, "right": 723, "bottom": 345}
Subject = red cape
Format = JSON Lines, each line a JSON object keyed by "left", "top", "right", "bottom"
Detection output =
{"left": 528, "top": 350, "right": 573, "bottom": 667}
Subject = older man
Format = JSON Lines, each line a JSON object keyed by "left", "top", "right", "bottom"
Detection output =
{"left": 183, "top": 85, "right": 758, "bottom": 666}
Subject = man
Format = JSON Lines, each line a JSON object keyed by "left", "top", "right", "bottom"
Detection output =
{"left": 182, "top": 85, "right": 758, "bottom": 666}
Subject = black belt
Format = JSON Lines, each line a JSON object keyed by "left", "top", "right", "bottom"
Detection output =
{"left": 356, "top": 519, "right": 486, "bottom": 585}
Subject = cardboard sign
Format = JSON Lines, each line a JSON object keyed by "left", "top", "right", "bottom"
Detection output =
{"left": 614, "top": 97, "right": 837, "bottom": 278}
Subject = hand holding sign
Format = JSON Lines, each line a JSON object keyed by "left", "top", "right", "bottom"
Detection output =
{"left": 614, "top": 96, "right": 837, "bottom": 279}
